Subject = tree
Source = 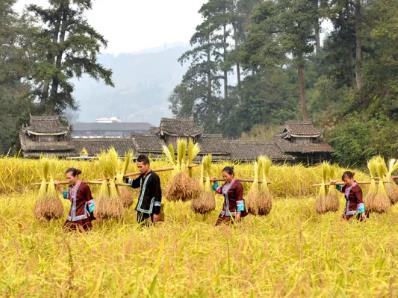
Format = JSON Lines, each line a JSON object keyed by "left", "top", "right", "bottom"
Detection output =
{"left": 28, "top": 0, "right": 113, "bottom": 114}
{"left": 0, "top": 0, "right": 33, "bottom": 154}
{"left": 170, "top": 21, "right": 222, "bottom": 132}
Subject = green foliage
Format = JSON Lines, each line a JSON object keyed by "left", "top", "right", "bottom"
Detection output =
{"left": 28, "top": 0, "right": 114, "bottom": 114}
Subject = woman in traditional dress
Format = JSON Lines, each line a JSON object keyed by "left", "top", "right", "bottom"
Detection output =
{"left": 62, "top": 168, "right": 95, "bottom": 231}
{"left": 335, "top": 171, "right": 366, "bottom": 221}
{"left": 212, "top": 166, "right": 247, "bottom": 226}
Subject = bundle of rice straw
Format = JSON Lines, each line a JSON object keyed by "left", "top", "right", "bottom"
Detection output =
{"left": 115, "top": 151, "right": 134, "bottom": 208}
{"left": 247, "top": 156, "right": 273, "bottom": 216}
{"left": 365, "top": 156, "right": 391, "bottom": 213}
{"left": 94, "top": 148, "right": 124, "bottom": 220}
{"left": 324, "top": 164, "right": 340, "bottom": 212}
{"left": 164, "top": 139, "right": 201, "bottom": 201}
{"left": 34, "top": 158, "right": 64, "bottom": 221}
{"left": 192, "top": 154, "right": 216, "bottom": 214}
{"left": 385, "top": 159, "right": 398, "bottom": 204}
{"left": 315, "top": 162, "right": 331, "bottom": 214}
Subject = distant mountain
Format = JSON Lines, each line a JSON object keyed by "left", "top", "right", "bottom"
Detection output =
{"left": 71, "top": 45, "right": 188, "bottom": 126}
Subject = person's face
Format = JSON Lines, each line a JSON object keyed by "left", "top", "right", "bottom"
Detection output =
{"left": 343, "top": 176, "right": 354, "bottom": 186}
{"left": 137, "top": 161, "right": 150, "bottom": 174}
{"left": 222, "top": 171, "right": 234, "bottom": 182}
{"left": 66, "top": 172, "right": 78, "bottom": 185}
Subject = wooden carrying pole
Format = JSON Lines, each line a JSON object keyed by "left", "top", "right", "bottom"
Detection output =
{"left": 32, "top": 181, "right": 130, "bottom": 187}
{"left": 312, "top": 181, "right": 392, "bottom": 187}
{"left": 124, "top": 164, "right": 199, "bottom": 177}
{"left": 210, "top": 178, "right": 271, "bottom": 184}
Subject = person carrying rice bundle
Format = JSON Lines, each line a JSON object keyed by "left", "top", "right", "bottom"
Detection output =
{"left": 62, "top": 168, "right": 95, "bottom": 232}
{"left": 211, "top": 166, "right": 247, "bottom": 226}
{"left": 333, "top": 171, "right": 367, "bottom": 221}
{"left": 124, "top": 155, "right": 162, "bottom": 225}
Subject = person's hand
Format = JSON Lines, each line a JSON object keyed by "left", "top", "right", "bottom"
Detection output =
{"left": 235, "top": 213, "right": 241, "bottom": 222}
{"left": 210, "top": 177, "right": 217, "bottom": 183}
{"left": 330, "top": 180, "right": 338, "bottom": 185}
{"left": 153, "top": 214, "right": 161, "bottom": 222}
{"left": 55, "top": 181, "right": 63, "bottom": 192}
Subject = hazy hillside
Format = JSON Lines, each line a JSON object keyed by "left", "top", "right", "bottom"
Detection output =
{"left": 72, "top": 46, "right": 188, "bottom": 125}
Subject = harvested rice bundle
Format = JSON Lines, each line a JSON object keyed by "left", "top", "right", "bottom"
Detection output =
{"left": 364, "top": 158, "right": 378, "bottom": 209}
{"left": 192, "top": 155, "right": 216, "bottom": 214}
{"left": 256, "top": 156, "right": 273, "bottom": 216}
{"left": 315, "top": 162, "right": 331, "bottom": 214}
{"left": 94, "top": 148, "right": 124, "bottom": 220}
{"left": 34, "top": 158, "right": 64, "bottom": 221}
{"left": 324, "top": 165, "right": 340, "bottom": 212}
{"left": 164, "top": 139, "right": 201, "bottom": 201}
{"left": 246, "top": 156, "right": 272, "bottom": 216}
{"left": 370, "top": 157, "right": 391, "bottom": 213}
{"left": 116, "top": 151, "right": 134, "bottom": 208}
{"left": 385, "top": 159, "right": 398, "bottom": 204}
{"left": 365, "top": 156, "right": 390, "bottom": 213}
{"left": 246, "top": 161, "right": 260, "bottom": 215}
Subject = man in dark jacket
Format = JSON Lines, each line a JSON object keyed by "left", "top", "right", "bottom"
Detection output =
{"left": 124, "top": 155, "right": 162, "bottom": 224}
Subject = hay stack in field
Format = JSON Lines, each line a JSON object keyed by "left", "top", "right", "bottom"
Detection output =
{"left": 192, "top": 155, "right": 216, "bottom": 214}
{"left": 247, "top": 156, "right": 273, "bottom": 216}
{"left": 94, "top": 148, "right": 124, "bottom": 220}
{"left": 365, "top": 156, "right": 391, "bottom": 213}
{"left": 34, "top": 158, "right": 64, "bottom": 221}
{"left": 385, "top": 159, "right": 398, "bottom": 204}
{"left": 164, "top": 139, "right": 201, "bottom": 202}
{"left": 116, "top": 151, "right": 134, "bottom": 208}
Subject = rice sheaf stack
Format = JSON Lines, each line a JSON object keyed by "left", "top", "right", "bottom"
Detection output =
{"left": 34, "top": 158, "right": 64, "bottom": 221}
{"left": 365, "top": 156, "right": 391, "bottom": 213}
{"left": 94, "top": 148, "right": 124, "bottom": 220}
{"left": 315, "top": 162, "right": 331, "bottom": 214}
{"left": 164, "top": 139, "right": 201, "bottom": 202}
{"left": 247, "top": 156, "right": 273, "bottom": 216}
{"left": 324, "top": 164, "right": 340, "bottom": 212}
{"left": 385, "top": 159, "right": 398, "bottom": 204}
{"left": 192, "top": 154, "right": 216, "bottom": 214}
{"left": 116, "top": 151, "right": 134, "bottom": 209}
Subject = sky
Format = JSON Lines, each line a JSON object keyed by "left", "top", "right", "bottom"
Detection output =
{"left": 14, "top": 0, "right": 206, "bottom": 54}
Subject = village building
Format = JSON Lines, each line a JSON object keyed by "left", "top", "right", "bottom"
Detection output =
{"left": 19, "top": 115, "right": 333, "bottom": 163}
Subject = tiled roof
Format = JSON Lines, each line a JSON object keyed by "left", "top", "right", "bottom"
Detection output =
{"left": 282, "top": 121, "right": 321, "bottom": 138}
{"left": 225, "top": 140, "right": 294, "bottom": 162}
{"left": 275, "top": 138, "right": 333, "bottom": 153}
{"left": 27, "top": 115, "right": 69, "bottom": 134}
{"left": 159, "top": 117, "right": 203, "bottom": 137}
{"left": 131, "top": 134, "right": 165, "bottom": 154}
{"left": 72, "top": 138, "right": 136, "bottom": 156}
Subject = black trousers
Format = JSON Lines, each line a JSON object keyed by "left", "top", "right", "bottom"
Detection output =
{"left": 137, "top": 211, "right": 153, "bottom": 225}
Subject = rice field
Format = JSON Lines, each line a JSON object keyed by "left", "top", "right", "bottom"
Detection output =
{"left": 1, "top": 158, "right": 398, "bottom": 297}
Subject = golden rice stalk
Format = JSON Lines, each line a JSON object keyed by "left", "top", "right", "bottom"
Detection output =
{"left": 163, "top": 144, "right": 176, "bottom": 166}
{"left": 95, "top": 180, "right": 124, "bottom": 220}
{"left": 364, "top": 159, "right": 378, "bottom": 209}
{"left": 325, "top": 165, "right": 340, "bottom": 213}
{"left": 247, "top": 161, "right": 262, "bottom": 215}
{"left": 366, "top": 158, "right": 391, "bottom": 213}
{"left": 165, "top": 139, "right": 201, "bottom": 201}
{"left": 34, "top": 179, "right": 64, "bottom": 221}
{"left": 166, "top": 172, "right": 201, "bottom": 202}
{"left": 315, "top": 162, "right": 331, "bottom": 214}
{"left": 192, "top": 155, "right": 215, "bottom": 214}
{"left": 116, "top": 151, "right": 134, "bottom": 209}
{"left": 385, "top": 159, "right": 398, "bottom": 204}
{"left": 256, "top": 156, "right": 272, "bottom": 216}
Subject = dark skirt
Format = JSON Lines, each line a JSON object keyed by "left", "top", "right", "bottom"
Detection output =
{"left": 63, "top": 219, "right": 92, "bottom": 232}
{"left": 215, "top": 216, "right": 238, "bottom": 226}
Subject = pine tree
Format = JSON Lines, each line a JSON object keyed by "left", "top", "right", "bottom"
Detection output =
{"left": 28, "top": 0, "right": 113, "bottom": 114}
